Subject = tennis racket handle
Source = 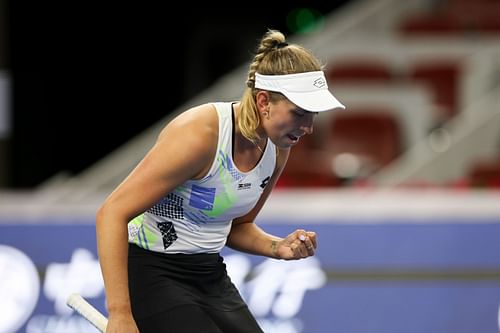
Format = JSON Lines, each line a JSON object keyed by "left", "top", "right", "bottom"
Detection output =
{"left": 66, "top": 293, "right": 108, "bottom": 332}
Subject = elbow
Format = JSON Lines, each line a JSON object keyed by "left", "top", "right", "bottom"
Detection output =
{"left": 95, "top": 201, "right": 114, "bottom": 231}
{"left": 95, "top": 204, "right": 107, "bottom": 231}
{"left": 95, "top": 199, "right": 136, "bottom": 231}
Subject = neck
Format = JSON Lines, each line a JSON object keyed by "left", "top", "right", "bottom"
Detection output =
{"left": 252, "top": 138, "right": 266, "bottom": 154}
{"left": 233, "top": 103, "right": 267, "bottom": 154}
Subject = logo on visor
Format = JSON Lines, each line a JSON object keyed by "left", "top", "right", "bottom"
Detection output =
{"left": 313, "top": 77, "right": 326, "bottom": 88}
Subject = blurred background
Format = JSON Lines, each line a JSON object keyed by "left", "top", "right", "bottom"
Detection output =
{"left": 1, "top": 0, "right": 500, "bottom": 332}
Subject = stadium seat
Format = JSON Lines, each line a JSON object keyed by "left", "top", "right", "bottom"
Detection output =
{"left": 398, "top": 14, "right": 462, "bottom": 35}
{"left": 326, "top": 109, "right": 403, "bottom": 181}
{"left": 325, "top": 60, "right": 394, "bottom": 83}
{"left": 277, "top": 130, "right": 341, "bottom": 188}
{"left": 399, "top": 0, "right": 500, "bottom": 36}
{"left": 467, "top": 157, "right": 500, "bottom": 188}
{"left": 408, "top": 61, "right": 461, "bottom": 123}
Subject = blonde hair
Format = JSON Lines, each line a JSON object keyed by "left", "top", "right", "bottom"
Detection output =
{"left": 238, "top": 29, "right": 324, "bottom": 143}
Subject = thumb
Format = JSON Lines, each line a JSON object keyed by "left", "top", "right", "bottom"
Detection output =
{"left": 286, "top": 229, "right": 306, "bottom": 243}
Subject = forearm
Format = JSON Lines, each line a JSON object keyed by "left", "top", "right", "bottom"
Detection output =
{"left": 96, "top": 213, "right": 133, "bottom": 315}
{"left": 226, "top": 222, "right": 283, "bottom": 259}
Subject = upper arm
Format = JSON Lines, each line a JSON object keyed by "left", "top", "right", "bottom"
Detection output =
{"left": 232, "top": 147, "right": 290, "bottom": 225}
{"left": 98, "top": 104, "right": 218, "bottom": 221}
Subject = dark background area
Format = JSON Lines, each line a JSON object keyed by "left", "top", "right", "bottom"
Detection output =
{"left": 4, "top": 2, "right": 348, "bottom": 188}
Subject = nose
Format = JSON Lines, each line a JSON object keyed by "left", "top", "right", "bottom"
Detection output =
{"left": 300, "top": 116, "right": 314, "bottom": 135}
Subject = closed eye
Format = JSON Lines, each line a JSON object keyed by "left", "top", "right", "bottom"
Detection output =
{"left": 293, "top": 109, "right": 319, "bottom": 118}
{"left": 293, "top": 109, "right": 306, "bottom": 117}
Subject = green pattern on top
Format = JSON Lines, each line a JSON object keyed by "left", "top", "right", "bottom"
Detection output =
{"left": 203, "top": 149, "right": 237, "bottom": 217}
{"left": 129, "top": 214, "right": 157, "bottom": 249}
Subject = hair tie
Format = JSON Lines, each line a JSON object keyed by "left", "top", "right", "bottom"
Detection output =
{"left": 246, "top": 79, "right": 255, "bottom": 88}
{"left": 271, "top": 40, "right": 288, "bottom": 49}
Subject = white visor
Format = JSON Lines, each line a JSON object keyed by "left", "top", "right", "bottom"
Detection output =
{"left": 254, "top": 71, "right": 346, "bottom": 112}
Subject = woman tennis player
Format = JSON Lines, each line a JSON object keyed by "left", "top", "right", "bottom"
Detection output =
{"left": 96, "top": 28, "right": 345, "bottom": 333}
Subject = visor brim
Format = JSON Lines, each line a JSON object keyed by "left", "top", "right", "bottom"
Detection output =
{"left": 284, "top": 89, "right": 346, "bottom": 112}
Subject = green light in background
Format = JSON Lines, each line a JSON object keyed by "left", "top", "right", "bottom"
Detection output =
{"left": 286, "top": 8, "right": 325, "bottom": 34}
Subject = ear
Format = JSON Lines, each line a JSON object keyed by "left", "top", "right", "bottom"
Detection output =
{"left": 255, "top": 91, "right": 271, "bottom": 112}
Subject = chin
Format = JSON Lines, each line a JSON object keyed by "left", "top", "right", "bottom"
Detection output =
{"left": 270, "top": 135, "right": 296, "bottom": 149}
{"left": 275, "top": 140, "right": 294, "bottom": 149}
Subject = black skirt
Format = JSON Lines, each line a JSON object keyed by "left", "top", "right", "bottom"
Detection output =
{"left": 128, "top": 243, "right": 248, "bottom": 320}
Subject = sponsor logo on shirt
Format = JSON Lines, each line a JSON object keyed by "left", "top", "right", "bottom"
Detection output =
{"left": 260, "top": 176, "right": 271, "bottom": 189}
{"left": 238, "top": 183, "right": 252, "bottom": 190}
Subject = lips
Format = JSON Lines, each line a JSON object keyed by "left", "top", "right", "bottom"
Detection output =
{"left": 287, "top": 134, "right": 300, "bottom": 142}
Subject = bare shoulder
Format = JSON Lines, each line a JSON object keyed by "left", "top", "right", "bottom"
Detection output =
{"left": 159, "top": 103, "right": 217, "bottom": 141}
{"left": 153, "top": 103, "right": 218, "bottom": 179}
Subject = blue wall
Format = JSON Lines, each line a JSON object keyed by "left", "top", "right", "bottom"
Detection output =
{"left": 1, "top": 219, "right": 500, "bottom": 333}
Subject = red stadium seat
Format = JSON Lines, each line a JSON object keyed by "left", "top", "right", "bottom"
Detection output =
{"left": 399, "top": 14, "right": 462, "bottom": 35}
{"left": 408, "top": 61, "right": 461, "bottom": 123}
{"left": 325, "top": 60, "right": 393, "bottom": 83}
{"left": 277, "top": 132, "right": 341, "bottom": 188}
{"left": 399, "top": 0, "right": 500, "bottom": 36}
{"left": 326, "top": 109, "right": 403, "bottom": 181}
{"left": 467, "top": 157, "right": 500, "bottom": 188}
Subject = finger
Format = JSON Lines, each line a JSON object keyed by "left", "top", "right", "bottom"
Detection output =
{"left": 301, "top": 237, "right": 313, "bottom": 250}
{"left": 290, "top": 241, "right": 303, "bottom": 259}
{"left": 296, "top": 243, "right": 308, "bottom": 258}
{"left": 294, "top": 229, "right": 306, "bottom": 240}
{"left": 298, "top": 238, "right": 313, "bottom": 258}
{"left": 306, "top": 231, "right": 317, "bottom": 249}
{"left": 305, "top": 241, "right": 315, "bottom": 255}
{"left": 285, "top": 230, "right": 304, "bottom": 245}
{"left": 292, "top": 239, "right": 309, "bottom": 258}
{"left": 298, "top": 236, "right": 315, "bottom": 256}
{"left": 299, "top": 232, "right": 315, "bottom": 252}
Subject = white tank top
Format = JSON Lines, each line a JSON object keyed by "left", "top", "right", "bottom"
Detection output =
{"left": 128, "top": 102, "right": 277, "bottom": 253}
